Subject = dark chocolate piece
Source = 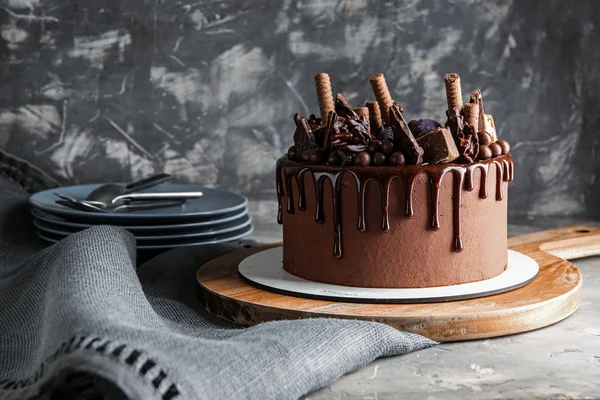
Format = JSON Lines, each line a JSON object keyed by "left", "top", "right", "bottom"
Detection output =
{"left": 293, "top": 113, "right": 316, "bottom": 153}
{"left": 335, "top": 93, "right": 356, "bottom": 119}
{"left": 416, "top": 127, "right": 460, "bottom": 164}
{"left": 446, "top": 108, "right": 479, "bottom": 163}
{"left": 389, "top": 104, "right": 424, "bottom": 165}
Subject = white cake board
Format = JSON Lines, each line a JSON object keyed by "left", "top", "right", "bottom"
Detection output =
{"left": 238, "top": 248, "right": 539, "bottom": 303}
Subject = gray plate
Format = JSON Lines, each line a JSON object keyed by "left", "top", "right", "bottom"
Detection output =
{"left": 31, "top": 207, "right": 248, "bottom": 232}
{"left": 36, "top": 224, "right": 254, "bottom": 250}
{"left": 29, "top": 183, "right": 248, "bottom": 222}
{"left": 34, "top": 215, "right": 252, "bottom": 241}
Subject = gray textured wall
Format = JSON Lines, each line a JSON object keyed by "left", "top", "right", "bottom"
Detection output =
{"left": 0, "top": 0, "right": 599, "bottom": 224}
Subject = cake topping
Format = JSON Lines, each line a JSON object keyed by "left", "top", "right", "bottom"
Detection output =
{"left": 409, "top": 119, "right": 443, "bottom": 138}
{"left": 287, "top": 72, "right": 511, "bottom": 167}
{"left": 366, "top": 101, "right": 382, "bottom": 132}
{"left": 463, "top": 103, "right": 480, "bottom": 134}
{"left": 488, "top": 142, "right": 502, "bottom": 157}
{"left": 477, "top": 131, "right": 493, "bottom": 146}
{"left": 497, "top": 139, "right": 511, "bottom": 155}
{"left": 369, "top": 73, "right": 394, "bottom": 125}
{"left": 314, "top": 73, "right": 335, "bottom": 123}
{"left": 416, "top": 127, "right": 460, "bottom": 164}
{"left": 389, "top": 104, "right": 424, "bottom": 165}
{"left": 380, "top": 138, "right": 395, "bottom": 155}
{"left": 389, "top": 151, "right": 406, "bottom": 166}
{"left": 444, "top": 73, "right": 464, "bottom": 111}
{"left": 372, "top": 152, "right": 387, "bottom": 166}
{"left": 477, "top": 145, "right": 493, "bottom": 160}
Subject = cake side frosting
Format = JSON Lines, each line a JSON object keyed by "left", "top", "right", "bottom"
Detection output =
{"left": 278, "top": 157, "right": 511, "bottom": 288}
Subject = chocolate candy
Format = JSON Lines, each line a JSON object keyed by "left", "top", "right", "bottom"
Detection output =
{"left": 355, "top": 151, "right": 371, "bottom": 166}
{"left": 477, "top": 132, "right": 492, "bottom": 146}
{"left": 489, "top": 142, "right": 502, "bottom": 157}
{"left": 367, "top": 140, "right": 381, "bottom": 154}
{"left": 372, "top": 152, "right": 387, "bottom": 166}
{"left": 301, "top": 149, "right": 312, "bottom": 162}
{"left": 380, "top": 138, "right": 395, "bottom": 155}
{"left": 389, "top": 104, "right": 424, "bottom": 165}
{"left": 477, "top": 145, "right": 492, "bottom": 160}
{"left": 416, "top": 127, "right": 460, "bottom": 164}
{"left": 327, "top": 151, "right": 341, "bottom": 165}
{"left": 409, "top": 119, "right": 442, "bottom": 138}
{"left": 287, "top": 145, "right": 297, "bottom": 161}
{"left": 389, "top": 151, "right": 405, "bottom": 166}
{"left": 309, "top": 148, "right": 325, "bottom": 164}
{"left": 497, "top": 139, "right": 511, "bottom": 155}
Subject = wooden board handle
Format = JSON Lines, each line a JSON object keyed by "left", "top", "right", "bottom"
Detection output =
{"left": 508, "top": 225, "right": 600, "bottom": 260}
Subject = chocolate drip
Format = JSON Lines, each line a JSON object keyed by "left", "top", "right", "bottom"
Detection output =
{"left": 276, "top": 155, "right": 513, "bottom": 258}
{"left": 453, "top": 170, "right": 465, "bottom": 252}
{"left": 404, "top": 174, "right": 417, "bottom": 218}
{"left": 297, "top": 168, "right": 309, "bottom": 211}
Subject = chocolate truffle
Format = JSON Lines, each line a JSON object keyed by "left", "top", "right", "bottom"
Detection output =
{"left": 389, "top": 151, "right": 405, "bottom": 166}
{"left": 380, "top": 138, "right": 395, "bottom": 155}
{"left": 497, "top": 139, "right": 511, "bottom": 155}
{"left": 477, "top": 132, "right": 492, "bottom": 146}
{"left": 373, "top": 152, "right": 387, "bottom": 166}
{"left": 489, "top": 142, "right": 502, "bottom": 157}
{"left": 355, "top": 152, "right": 371, "bottom": 166}
{"left": 477, "top": 145, "right": 492, "bottom": 160}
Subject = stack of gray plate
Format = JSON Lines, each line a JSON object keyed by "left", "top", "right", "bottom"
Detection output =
{"left": 29, "top": 183, "right": 252, "bottom": 250}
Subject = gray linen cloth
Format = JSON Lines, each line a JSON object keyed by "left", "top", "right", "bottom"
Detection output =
{"left": 0, "top": 174, "right": 436, "bottom": 400}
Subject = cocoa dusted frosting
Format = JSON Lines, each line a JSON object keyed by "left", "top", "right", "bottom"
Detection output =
{"left": 276, "top": 72, "right": 514, "bottom": 288}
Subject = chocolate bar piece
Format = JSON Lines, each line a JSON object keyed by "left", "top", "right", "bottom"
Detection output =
{"left": 389, "top": 104, "right": 424, "bottom": 165}
{"left": 416, "top": 128, "right": 460, "bottom": 164}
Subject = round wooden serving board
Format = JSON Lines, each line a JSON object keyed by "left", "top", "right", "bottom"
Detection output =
{"left": 196, "top": 225, "right": 600, "bottom": 342}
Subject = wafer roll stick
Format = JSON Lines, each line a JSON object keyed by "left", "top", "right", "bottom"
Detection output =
{"left": 366, "top": 101, "right": 382, "bottom": 132}
{"left": 369, "top": 73, "right": 394, "bottom": 124}
{"left": 314, "top": 73, "right": 335, "bottom": 122}
{"left": 470, "top": 89, "right": 486, "bottom": 133}
{"left": 444, "top": 73, "right": 464, "bottom": 112}
{"left": 463, "top": 103, "right": 479, "bottom": 133}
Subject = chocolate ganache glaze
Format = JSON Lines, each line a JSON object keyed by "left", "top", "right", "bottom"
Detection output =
{"left": 277, "top": 155, "right": 513, "bottom": 259}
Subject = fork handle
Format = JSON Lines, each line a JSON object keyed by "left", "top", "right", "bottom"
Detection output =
{"left": 111, "top": 191, "right": 203, "bottom": 204}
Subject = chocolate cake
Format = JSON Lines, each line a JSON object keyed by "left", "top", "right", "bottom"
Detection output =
{"left": 276, "top": 72, "right": 513, "bottom": 288}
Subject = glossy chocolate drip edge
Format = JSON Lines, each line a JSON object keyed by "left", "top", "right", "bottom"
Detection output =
{"left": 276, "top": 155, "right": 514, "bottom": 259}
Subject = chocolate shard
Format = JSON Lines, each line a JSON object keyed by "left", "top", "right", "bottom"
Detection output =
{"left": 293, "top": 113, "right": 316, "bottom": 153}
{"left": 389, "top": 104, "right": 424, "bottom": 165}
{"left": 446, "top": 107, "right": 479, "bottom": 163}
{"left": 335, "top": 93, "right": 357, "bottom": 119}
{"left": 416, "top": 127, "right": 460, "bottom": 164}
{"left": 322, "top": 111, "right": 338, "bottom": 152}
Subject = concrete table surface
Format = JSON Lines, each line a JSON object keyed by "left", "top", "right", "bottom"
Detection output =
{"left": 249, "top": 217, "right": 600, "bottom": 399}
